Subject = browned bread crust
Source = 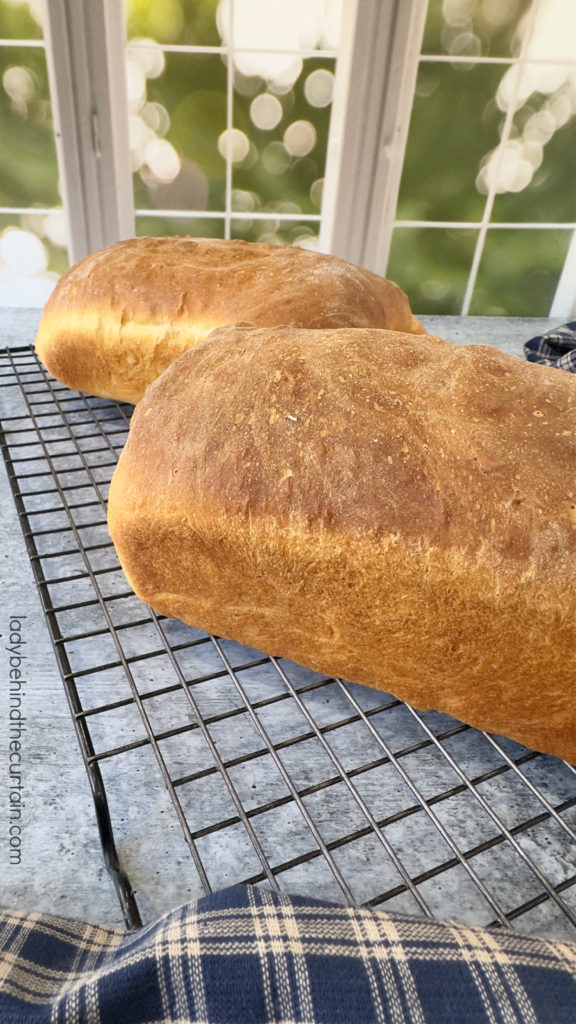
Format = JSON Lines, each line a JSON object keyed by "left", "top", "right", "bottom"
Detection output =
{"left": 34, "top": 236, "right": 424, "bottom": 403}
{"left": 107, "top": 325, "right": 576, "bottom": 762}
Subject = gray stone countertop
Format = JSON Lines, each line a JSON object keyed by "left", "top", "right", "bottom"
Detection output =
{"left": 0, "top": 309, "right": 558, "bottom": 353}
{"left": 0, "top": 311, "right": 566, "bottom": 932}
{"left": 1, "top": 307, "right": 124, "bottom": 925}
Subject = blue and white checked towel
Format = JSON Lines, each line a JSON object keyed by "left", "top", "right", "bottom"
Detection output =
{"left": 524, "top": 320, "right": 576, "bottom": 372}
{"left": 0, "top": 885, "right": 575, "bottom": 1024}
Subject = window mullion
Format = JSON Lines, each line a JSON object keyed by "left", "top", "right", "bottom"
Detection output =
{"left": 319, "top": 0, "right": 427, "bottom": 275}
{"left": 41, "top": 0, "right": 134, "bottom": 263}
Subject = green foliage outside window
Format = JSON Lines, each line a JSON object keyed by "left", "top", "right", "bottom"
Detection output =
{"left": 0, "top": 0, "right": 574, "bottom": 314}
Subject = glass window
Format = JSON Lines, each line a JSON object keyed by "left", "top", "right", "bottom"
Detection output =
{"left": 0, "top": 44, "right": 59, "bottom": 207}
{"left": 0, "top": 1, "right": 67, "bottom": 306}
{"left": 391, "top": 0, "right": 576, "bottom": 316}
{"left": 232, "top": 57, "right": 334, "bottom": 219}
{"left": 126, "top": 0, "right": 342, "bottom": 250}
{"left": 130, "top": 49, "right": 228, "bottom": 215}
{"left": 469, "top": 228, "right": 571, "bottom": 315}
{"left": 0, "top": 0, "right": 42, "bottom": 40}
{"left": 490, "top": 62, "right": 576, "bottom": 224}
{"left": 1, "top": 0, "right": 573, "bottom": 314}
{"left": 124, "top": 0, "right": 221, "bottom": 48}
{"left": 422, "top": 0, "right": 533, "bottom": 59}
{"left": 135, "top": 214, "right": 225, "bottom": 239}
{"left": 396, "top": 62, "right": 505, "bottom": 223}
{"left": 387, "top": 227, "right": 478, "bottom": 316}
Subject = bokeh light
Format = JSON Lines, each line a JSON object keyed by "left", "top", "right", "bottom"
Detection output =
{"left": 293, "top": 233, "right": 319, "bottom": 250}
{"left": 249, "top": 92, "right": 283, "bottom": 130}
{"left": 1, "top": 227, "right": 46, "bottom": 274}
{"left": 304, "top": 68, "right": 334, "bottom": 107}
{"left": 232, "top": 189, "right": 260, "bottom": 212}
{"left": 141, "top": 100, "right": 170, "bottom": 135}
{"left": 310, "top": 177, "right": 324, "bottom": 207}
{"left": 270, "top": 200, "right": 302, "bottom": 216}
{"left": 471, "top": 0, "right": 576, "bottom": 197}
{"left": 129, "top": 113, "right": 155, "bottom": 170}
{"left": 261, "top": 140, "right": 291, "bottom": 174}
{"left": 127, "top": 38, "right": 165, "bottom": 79}
{"left": 217, "top": 0, "right": 342, "bottom": 86}
{"left": 3, "top": 65, "right": 35, "bottom": 102}
{"left": 283, "top": 119, "right": 317, "bottom": 157}
{"left": 43, "top": 210, "right": 68, "bottom": 248}
{"left": 144, "top": 137, "right": 181, "bottom": 182}
{"left": 477, "top": 139, "right": 533, "bottom": 193}
{"left": 218, "top": 127, "right": 250, "bottom": 163}
{"left": 233, "top": 70, "right": 263, "bottom": 97}
{"left": 125, "top": 59, "right": 147, "bottom": 113}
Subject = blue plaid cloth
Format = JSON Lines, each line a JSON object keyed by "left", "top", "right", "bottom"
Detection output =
{"left": 524, "top": 320, "right": 576, "bottom": 372}
{"left": 0, "top": 885, "right": 575, "bottom": 1023}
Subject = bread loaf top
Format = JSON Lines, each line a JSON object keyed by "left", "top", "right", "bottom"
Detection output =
{"left": 111, "top": 324, "right": 576, "bottom": 583}
{"left": 34, "top": 237, "right": 424, "bottom": 403}
{"left": 40, "top": 236, "right": 424, "bottom": 331}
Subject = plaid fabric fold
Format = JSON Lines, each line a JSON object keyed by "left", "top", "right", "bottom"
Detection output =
{"left": 524, "top": 320, "right": 576, "bottom": 372}
{"left": 0, "top": 885, "right": 575, "bottom": 1024}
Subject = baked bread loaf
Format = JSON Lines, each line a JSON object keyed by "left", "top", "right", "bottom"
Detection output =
{"left": 34, "top": 236, "right": 424, "bottom": 404}
{"left": 107, "top": 325, "right": 576, "bottom": 763}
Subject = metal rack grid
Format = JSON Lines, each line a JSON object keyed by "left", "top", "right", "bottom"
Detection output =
{"left": 2, "top": 343, "right": 576, "bottom": 938}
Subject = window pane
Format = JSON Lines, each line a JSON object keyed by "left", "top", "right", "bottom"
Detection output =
{"left": 491, "top": 118, "right": 576, "bottom": 224}
{"left": 422, "top": 0, "right": 533, "bottom": 59}
{"left": 0, "top": 45, "right": 60, "bottom": 207}
{"left": 387, "top": 227, "right": 478, "bottom": 315}
{"left": 0, "top": 0, "right": 43, "bottom": 40}
{"left": 126, "top": 5, "right": 341, "bottom": 246}
{"left": 489, "top": 64, "right": 576, "bottom": 224}
{"left": 230, "top": 217, "right": 319, "bottom": 248}
{"left": 232, "top": 57, "right": 334, "bottom": 218}
{"left": 135, "top": 215, "right": 225, "bottom": 239}
{"left": 396, "top": 62, "right": 504, "bottom": 223}
{"left": 124, "top": 0, "right": 221, "bottom": 48}
{"left": 131, "top": 52, "right": 227, "bottom": 213}
{"left": 0, "top": 14, "right": 65, "bottom": 307}
{"left": 0, "top": 211, "right": 68, "bottom": 306}
{"left": 469, "top": 229, "right": 571, "bottom": 315}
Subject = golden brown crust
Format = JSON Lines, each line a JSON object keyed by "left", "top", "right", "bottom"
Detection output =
{"left": 107, "top": 325, "right": 576, "bottom": 762}
{"left": 34, "top": 236, "right": 424, "bottom": 403}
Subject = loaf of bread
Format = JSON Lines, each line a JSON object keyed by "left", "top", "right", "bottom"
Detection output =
{"left": 34, "top": 236, "right": 424, "bottom": 404}
{"left": 107, "top": 325, "right": 576, "bottom": 763}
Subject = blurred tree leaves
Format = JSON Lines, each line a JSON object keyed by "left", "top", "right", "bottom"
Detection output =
{"left": 470, "top": 229, "right": 571, "bottom": 315}
{"left": 0, "top": 0, "right": 41, "bottom": 39}
{"left": 160, "top": 89, "right": 226, "bottom": 177}
{"left": 387, "top": 227, "right": 478, "bottom": 315}
{"left": 396, "top": 63, "right": 505, "bottom": 223}
{"left": 124, "top": 0, "right": 220, "bottom": 46}
{"left": 0, "top": 46, "right": 59, "bottom": 206}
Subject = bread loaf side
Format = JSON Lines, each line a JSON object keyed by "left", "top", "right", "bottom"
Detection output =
{"left": 107, "top": 325, "right": 576, "bottom": 763}
{"left": 35, "top": 236, "right": 424, "bottom": 403}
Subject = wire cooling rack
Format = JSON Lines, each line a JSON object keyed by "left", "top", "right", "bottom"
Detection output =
{"left": 1, "top": 344, "right": 576, "bottom": 939}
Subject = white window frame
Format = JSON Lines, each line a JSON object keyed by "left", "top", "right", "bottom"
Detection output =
{"left": 41, "top": 0, "right": 133, "bottom": 263}
{"left": 319, "top": 0, "right": 429, "bottom": 274}
{"left": 7, "top": 0, "right": 575, "bottom": 318}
